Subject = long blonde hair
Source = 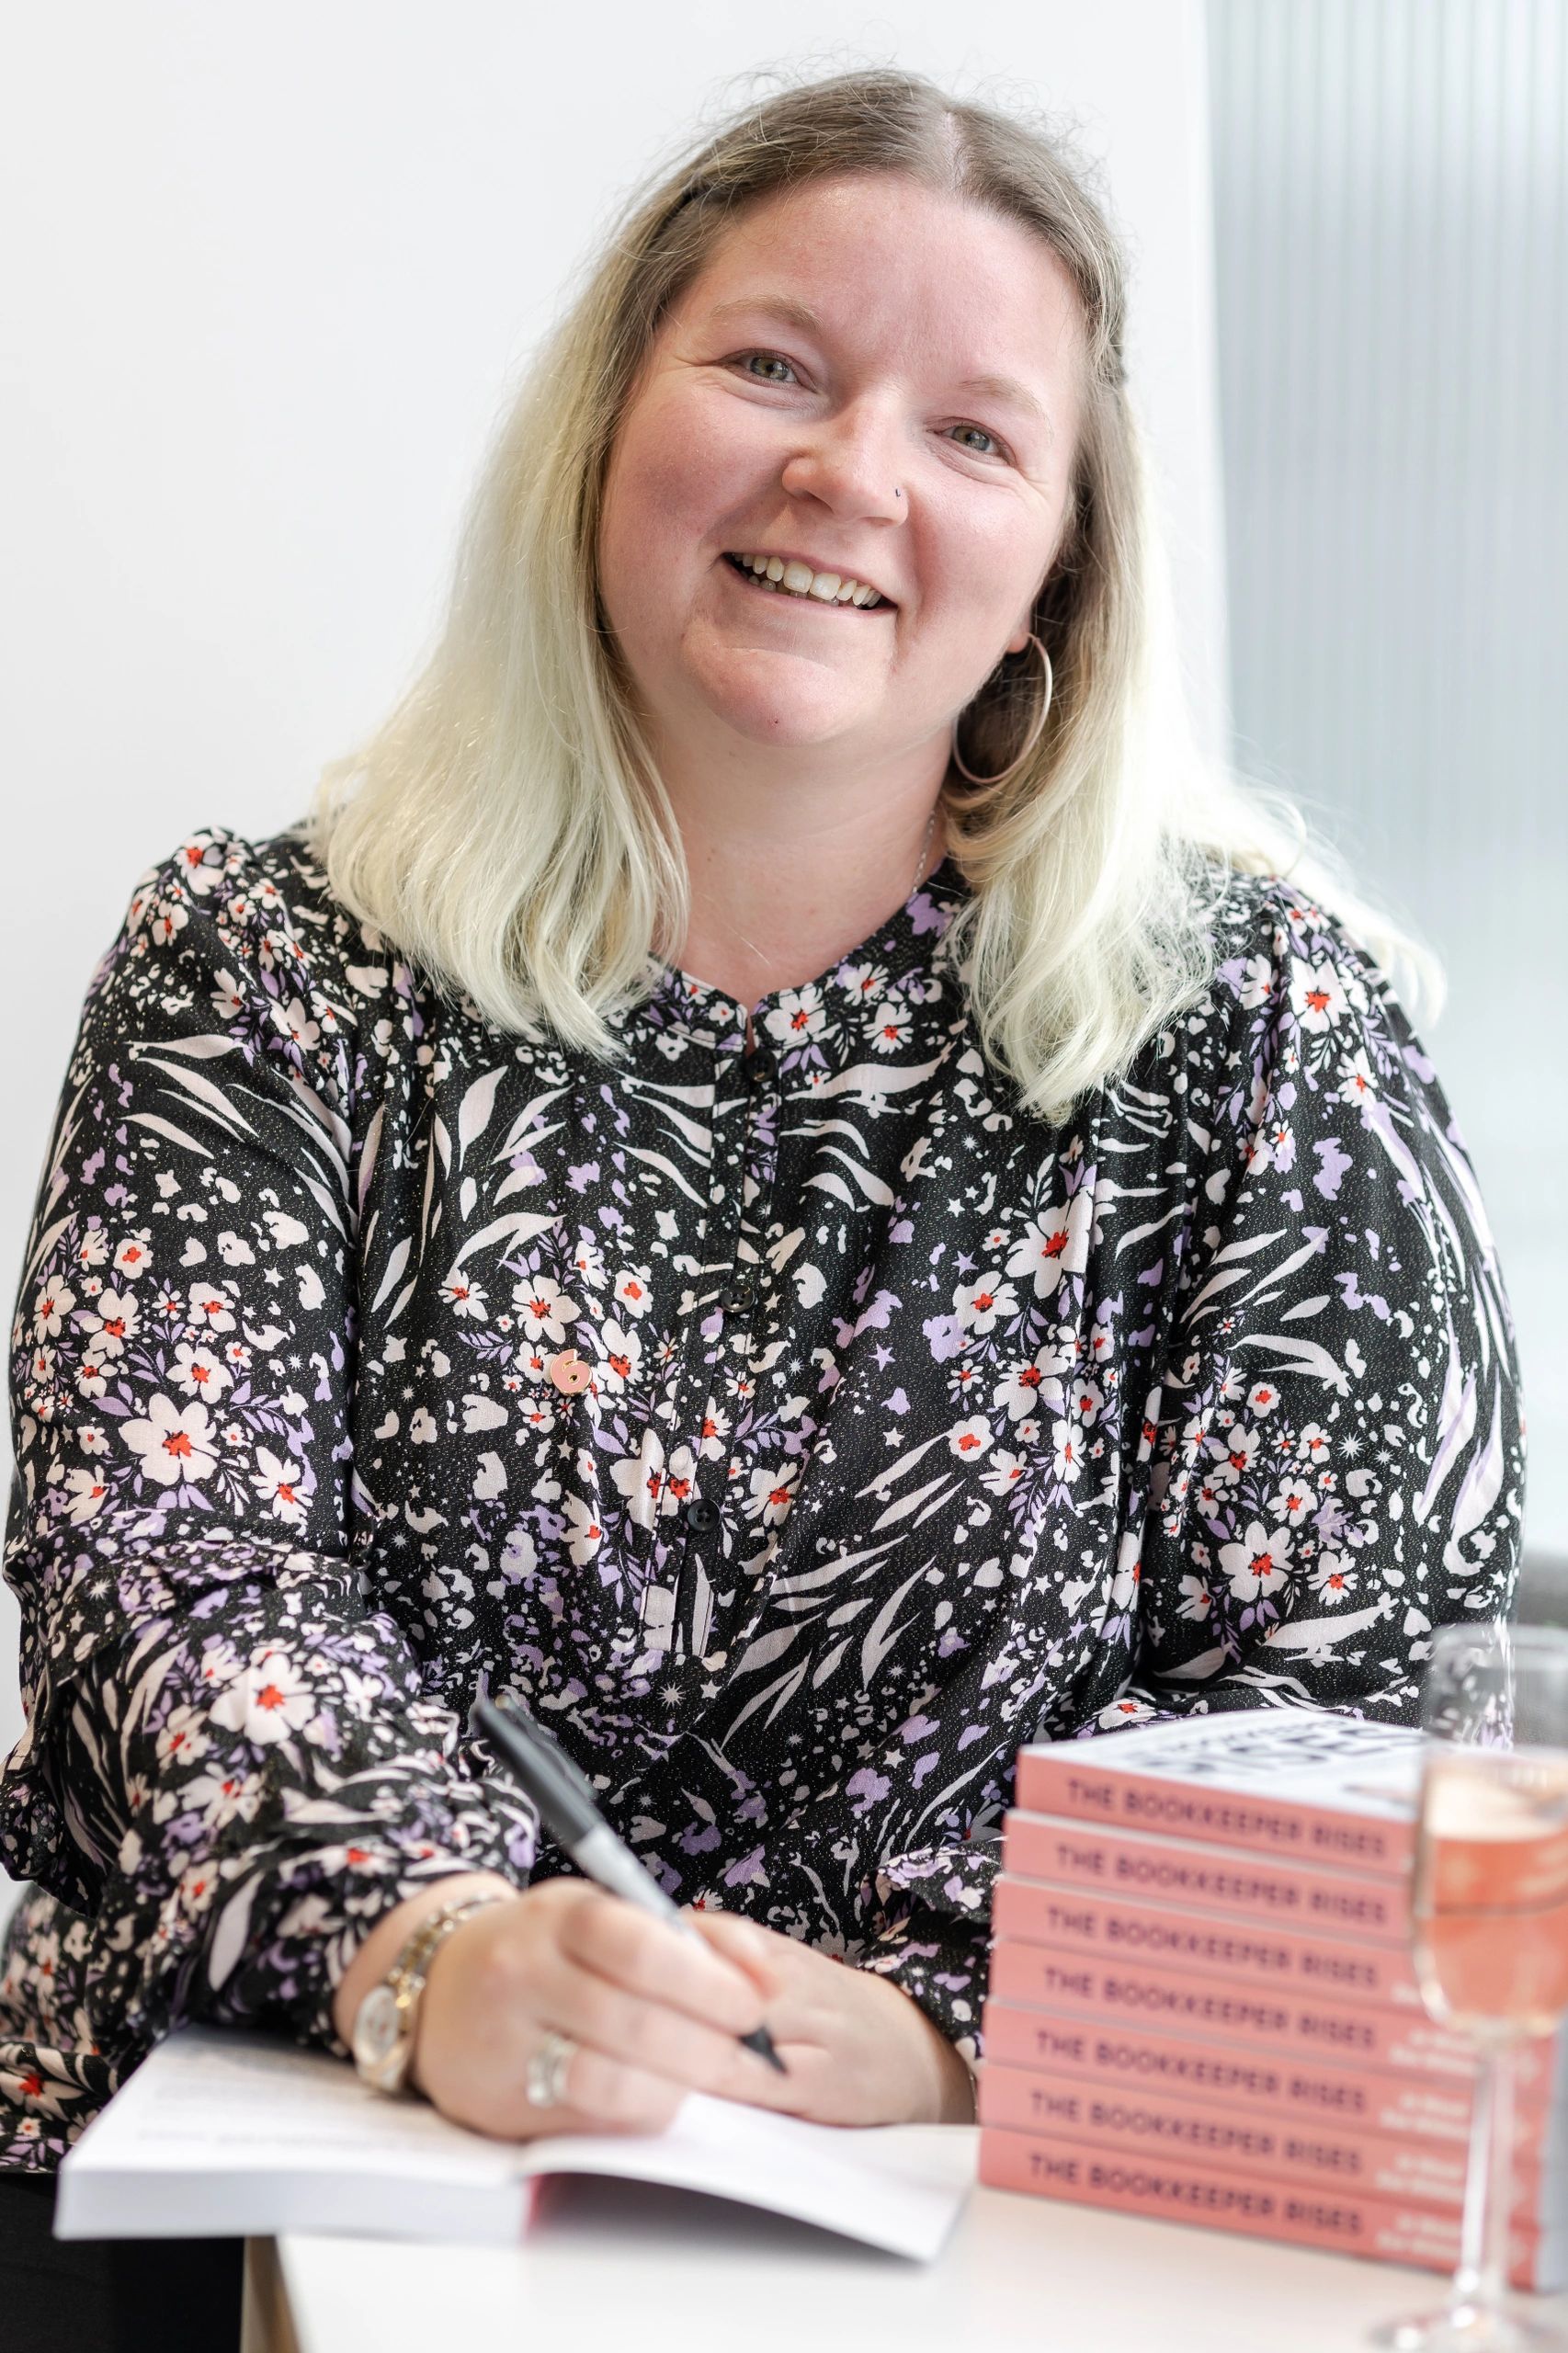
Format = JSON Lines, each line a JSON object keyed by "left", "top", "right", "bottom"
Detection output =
{"left": 309, "top": 64, "right": 1437, "bottom": 1120}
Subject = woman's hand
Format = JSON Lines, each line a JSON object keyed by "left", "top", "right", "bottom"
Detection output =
{"left": 408, "top": 1877, "right": 788, "bottom": 2140}
{"left": 404, "top": 1881, "right": 974, "bottom": 2138}
{"left": 684, "top": 1909, "right": 978, "bottom": 2126}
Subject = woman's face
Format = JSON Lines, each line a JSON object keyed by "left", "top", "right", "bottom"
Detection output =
{"left": 596, "top": 172, "right": 1086, "bottom": 772}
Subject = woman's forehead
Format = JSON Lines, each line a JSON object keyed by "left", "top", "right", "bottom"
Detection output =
{"left": 667, "top": 174, "right": 1085, "bottom": 395}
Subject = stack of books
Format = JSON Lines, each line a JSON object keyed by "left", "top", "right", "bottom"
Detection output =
{"left": 978, "top": 1714, "right": 1568, "bottom": 2288}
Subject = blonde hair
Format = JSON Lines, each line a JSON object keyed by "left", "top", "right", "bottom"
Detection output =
{"left": 309, "top": 63, "right": 1438, "bottom": 1120}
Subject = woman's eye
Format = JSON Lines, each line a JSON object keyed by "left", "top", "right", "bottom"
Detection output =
{"left": 950, "top": 423, "right": 1007, "bottom": 460}
{"left": 733, "top": 351, "right": 800, "bottom": 384}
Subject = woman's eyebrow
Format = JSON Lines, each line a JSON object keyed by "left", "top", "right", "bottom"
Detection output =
{"left": 703, "top": 293, "right": 1056, "bottom": 446}
{"left": 705, "top": 292, "right": 829, "bottom": 340}
{"left": 961, "top": 372, "right": 1057, "bottom": 447}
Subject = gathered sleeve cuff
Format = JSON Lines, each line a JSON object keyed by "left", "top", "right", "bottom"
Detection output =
{"left": 858, "top": 1835, "right": 997, "bottom": 2071}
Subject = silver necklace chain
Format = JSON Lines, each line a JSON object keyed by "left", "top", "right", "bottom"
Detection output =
{"left": 909, "top": 804, "right": 937, "bottom": 899}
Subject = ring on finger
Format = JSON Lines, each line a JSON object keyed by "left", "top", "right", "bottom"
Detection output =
{"left": 525, "top": 2027, "right": 579, "bottom": 2110}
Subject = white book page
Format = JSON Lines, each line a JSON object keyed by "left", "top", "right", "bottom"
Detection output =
{"left": 57, "top": 2027, "right": 974, "bottom": 2261}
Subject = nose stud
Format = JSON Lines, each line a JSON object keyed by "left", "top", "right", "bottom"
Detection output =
{"left": 547, "top": 1349, "right": 592, "bottom": 1395}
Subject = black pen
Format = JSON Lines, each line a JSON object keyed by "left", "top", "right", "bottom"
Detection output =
{"left": 472, "top": 1691, "right": 788, "bottom": 2075}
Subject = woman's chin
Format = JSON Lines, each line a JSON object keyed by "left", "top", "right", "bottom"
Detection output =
{"left": 683, "top": 663, "right": 880, "bottom": 750}
{"left": 712, "top": 704, "right": 866, "bottom": 750}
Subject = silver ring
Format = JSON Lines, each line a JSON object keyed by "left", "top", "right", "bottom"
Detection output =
{"left": 524, "top": 2028, "right": 578, "bottom": 2109}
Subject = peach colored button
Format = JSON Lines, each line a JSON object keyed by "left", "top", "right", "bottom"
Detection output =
{"left": 547, "top": 1349, "right": 591, "bottom": 1395}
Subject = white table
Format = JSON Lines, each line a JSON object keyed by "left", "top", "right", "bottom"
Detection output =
{"left": 244, "top": 2149, "right": 1568, "bottom": 2353}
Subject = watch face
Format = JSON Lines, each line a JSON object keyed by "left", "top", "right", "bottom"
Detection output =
{"left": 353, "top": 1983, "right": 403, "bottom": 2077}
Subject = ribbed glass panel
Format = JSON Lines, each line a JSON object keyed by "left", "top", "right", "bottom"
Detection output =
{"left": 1208, "top": 0, "right": 1568, "bottom": 1551}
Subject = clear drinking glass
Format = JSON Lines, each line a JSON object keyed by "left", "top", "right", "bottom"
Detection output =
{"left": 1372, "top": 1623, "right": 1568, "bottom": 2351}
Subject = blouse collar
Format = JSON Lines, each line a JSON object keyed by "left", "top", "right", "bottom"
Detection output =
{"left": 623, "top": 855, "right": 971, "bottom": 1067}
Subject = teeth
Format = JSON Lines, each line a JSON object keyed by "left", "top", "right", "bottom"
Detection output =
{"left": 729, "top": 552, "right": 883, "bottom": 608}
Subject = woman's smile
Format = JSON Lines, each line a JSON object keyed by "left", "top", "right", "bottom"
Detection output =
{"left": 718, "top": 550, "right": 894, "bottom": 613}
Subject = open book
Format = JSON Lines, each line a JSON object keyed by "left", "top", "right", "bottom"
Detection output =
{"left": 55, "top": 2026, "right": 975, "bottom": 2261}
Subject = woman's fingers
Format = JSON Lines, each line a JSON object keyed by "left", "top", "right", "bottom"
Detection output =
{"left": 557, "top": 1892, "right": 778, "bottom": 2038}
{"left": 681, "top": 1906, "right": 790, "bottom": 1997}
{"left": 532, "top": 1938, "right": 780, "bottom": 2097}
{"left": 511, "top": 2036, "right": 688, "bottom": 2139}
{"left": 413, "top": 1880, "right": 801, "bottom": 2141}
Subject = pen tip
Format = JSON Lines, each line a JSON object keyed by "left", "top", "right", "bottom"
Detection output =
{"left": 741, "top": 2022, "right": 789, "bottom": 2075}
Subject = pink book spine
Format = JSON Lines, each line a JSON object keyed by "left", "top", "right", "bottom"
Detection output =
{"left": 1013, "top": 1749, "right": 1414, "bottom": 1877}
{"left": 983, "top": 1998, "right": 1474, "bottom": 2132}
{"left": 976, "top": 2060, "right": 1558, "bottom": 2216}
{"left": 993, "top": 1873, "right": 1422, "bottom": 2009}
{"left": 1003, "top": 1808, "right": 1413, "bottom": 1945}
{"left": 976, "top": 2127, "right": 1561, "bottom": 2290}
{"left": 980, "top": 1998, "right": 1565, "bottom": 2136}
{"left": 988, "top": 1940, "right": 1476, "bottom": 2074}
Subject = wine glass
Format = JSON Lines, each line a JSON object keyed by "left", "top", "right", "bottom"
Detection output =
{"left": 1372, "top": 1623, "right": 1568, "bottom": 2352}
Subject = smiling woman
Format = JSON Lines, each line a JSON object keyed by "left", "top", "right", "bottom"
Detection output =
{"left": 588, "top": 166, "right": 1086, "bottom": 1021}
{"left": 0, "top": 61, "right": 1525, "bottom": 2342}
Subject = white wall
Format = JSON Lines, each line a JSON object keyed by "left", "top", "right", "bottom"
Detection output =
{"left": 0, "top": 3, "right": 1227, "bottom": 1786}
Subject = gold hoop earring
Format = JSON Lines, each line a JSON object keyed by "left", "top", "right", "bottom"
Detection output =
{"left": 949, "top": 633, "right": 1053, "bottom": 787}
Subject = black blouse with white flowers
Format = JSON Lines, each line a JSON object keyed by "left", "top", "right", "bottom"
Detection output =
{"left": 0, "top": 826, "right": 1523, "bottom": 2165}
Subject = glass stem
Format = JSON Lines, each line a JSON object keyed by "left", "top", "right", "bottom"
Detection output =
{"left": 1452, "top": 2040, "right": 1516, "bottom": 2321}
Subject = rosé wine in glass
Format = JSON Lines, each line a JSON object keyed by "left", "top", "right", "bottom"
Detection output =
{"left": 1413, "top": 1750, "right": 1568, "bottom": 2039}
{"left": 1373, "top": 1625, "right": 1568, "bottom": 2353}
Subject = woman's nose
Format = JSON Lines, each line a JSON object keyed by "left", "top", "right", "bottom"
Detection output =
{"left": 778, "top": 404, "right": 907, "bottom": 521}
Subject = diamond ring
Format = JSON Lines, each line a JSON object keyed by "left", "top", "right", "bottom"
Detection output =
{"left": 524, "top": 2028, "right": 578, "bottom": 2110}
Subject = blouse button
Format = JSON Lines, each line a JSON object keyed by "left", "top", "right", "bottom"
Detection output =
{"left": 685, "top": 1497, "right": 721, "bottom": 1532}
{"left": 547, "top": 1349, "right": 591, "bottom": 1394}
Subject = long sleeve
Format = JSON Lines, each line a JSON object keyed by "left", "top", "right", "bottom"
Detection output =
{"left": 2, "top": 835, "right": 538, "bottom": 2069}
{"left": 1118, "top": 881, "right": 1525, "bottom": 1728}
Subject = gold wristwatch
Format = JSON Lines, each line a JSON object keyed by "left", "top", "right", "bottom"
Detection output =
{"left": 350, "top": 1890, "right": 510, "bottom": 2097}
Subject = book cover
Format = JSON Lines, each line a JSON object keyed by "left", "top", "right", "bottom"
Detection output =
{"left": 1014, "top": 1715, "right": 1421, "bottom": 1876}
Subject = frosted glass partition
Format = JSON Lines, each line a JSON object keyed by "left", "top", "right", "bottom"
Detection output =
{"left": 1208, "top": 0, "right": 1568, "bottom": 1551}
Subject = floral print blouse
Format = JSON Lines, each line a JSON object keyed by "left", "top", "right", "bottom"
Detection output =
{"left": 0, "top": 826, "right": 1524, "bottom": 2167}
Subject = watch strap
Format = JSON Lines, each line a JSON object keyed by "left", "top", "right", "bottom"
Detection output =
{"left": 353, "top": 1887, "right": 511, "bottom": 2096}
